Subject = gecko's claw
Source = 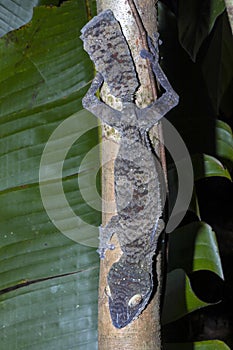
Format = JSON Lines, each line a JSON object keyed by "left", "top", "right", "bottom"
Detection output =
{"left": 97, "top": 248, "right": 106, "bottom": 259}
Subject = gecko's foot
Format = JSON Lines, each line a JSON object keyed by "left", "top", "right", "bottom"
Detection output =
{"left": 98, "top": 225, "right": 115, "bottom": 259}
{"left": 140, "top": 49, "right": 153, "bottom": 61}
{"left": 140, "top": 48, "right": 159, "bottom": 72}
{"left": 97, "top": 244, "right": 115, "bottom": 259}
{"left": 140, "top": 37, "right": 159, "bottom": 64}
{"left": 82, "top": 95, "right": 94, "bottom": 109}
{"left": 148, "top": 33, "right": 160, "bottom": 52}
{"left": 97, "top": 248, "right": 106, "bottom": 259}
{"left": 141, "top": 34, "right": 160, "bottom": 64}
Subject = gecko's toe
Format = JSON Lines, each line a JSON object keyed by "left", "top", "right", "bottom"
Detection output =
{"left": 97, "top": 248, "right": 106, "bottom": 259}
{"left": 140, "top": 49, "right": 151, "bottom": 60}
{"left": 97, "top": 243, "right": 115, "bottom": 259}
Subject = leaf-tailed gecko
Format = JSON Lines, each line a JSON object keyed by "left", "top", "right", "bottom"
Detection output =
{"left": 81, "top": 10, "right": 179, "bottom": 328}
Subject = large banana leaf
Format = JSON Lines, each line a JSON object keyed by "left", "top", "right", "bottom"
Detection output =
{"left": 0, "top": 1, "right": 99, "bottom": 349}
{"left": 0, "top": 0, "right": 39, "bottom": 37}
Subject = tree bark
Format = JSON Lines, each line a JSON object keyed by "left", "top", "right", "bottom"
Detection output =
{"left": 97, "top": 1, "right": 164, "bottom": 349}
{"left": 224, "top": 0, "right": 233, "bottom": 34}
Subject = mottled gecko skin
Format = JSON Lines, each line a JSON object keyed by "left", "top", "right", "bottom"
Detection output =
{"left": 81, "top": 11, "right": 179, "bottom": 328}
{"left": 80, "top": 10, "right": 138, "bottom": 100}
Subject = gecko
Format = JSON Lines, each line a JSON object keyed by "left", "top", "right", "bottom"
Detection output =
{"left": 81, "top": 10, "right": 179, "bottom": 328}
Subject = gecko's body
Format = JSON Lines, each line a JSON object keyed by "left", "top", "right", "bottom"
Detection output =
{"left": 81, "top": 10, "right": 179, "bottom": 328}
{"left": 103, "top": 111, "right": 165, "bottom": 328}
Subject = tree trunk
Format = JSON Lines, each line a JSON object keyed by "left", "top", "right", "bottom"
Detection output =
{"left": 224, "top": 0, "right": 233, "bottom": 34}
{"left": 97, "top": 1, "right": 164, "bottom": 349}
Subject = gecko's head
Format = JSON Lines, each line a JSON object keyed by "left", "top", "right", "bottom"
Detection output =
{"left": 106, "top": 260, "right": 153, "bottom": 328}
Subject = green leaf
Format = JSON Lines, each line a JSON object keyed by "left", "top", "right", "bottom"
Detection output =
{"left": 167, "top": 165, "right": 199, "bottom": 224}
{"left": 39, "top": 0, "right": 60, "bottom": 5}
{"left": 217, "top": 119, "right": 233, "bottom": 138}
{"left": 201, "top": 13, "right": 233, "bottom": 114}
{"left": 216, "top": 120, "right": 233, "bottom": 165}
{"left": 0, "top": 2, "right": 92, "bottom": 121}
{"left": 192, "top": 154, "right": 231, "bottom": 181}
{"left": 0, "top": 1, "right": 99, "bottom": 348}
{"left": 0, "top": 0, "right": 40, "bottom": 37}
{"left": 162, "top": 269, "right": 209, "bottom": 324}
{"left": 165, "top": 340, "right": 231, "bottom": 350}
{"left": 178, "top": 0, "right": 225, "bottom": 61}
{"left": 162, "top": 221, "right": 223, "bottom": 324}
{"left": 186, "top": 189, "right": 201, "bottom": 220}
{"left": 0, "top": 270, "right": 99, "bottom": 350}
{"left": 0, "top": 0, "right": 61, "bottom": 38}
{"left": 168, "top": 221, "right": 224, "bottom": 278}
{"left": 0, "top": 179, "right": 100, "bottom": 290}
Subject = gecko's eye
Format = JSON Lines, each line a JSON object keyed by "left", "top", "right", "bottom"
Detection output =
{"left": 128, "top": 294, "right": 142, "bottom": 307}
{"left": 105, "top": 285, "right": 112, "bottom": 298}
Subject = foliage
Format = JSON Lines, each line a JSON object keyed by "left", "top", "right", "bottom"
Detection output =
{"left": 159, "top": 0, "right": 233, "bottom": 348}
{"left": 0, "top": 1, "right": 99, "bottom": 349}
{"left": 0, "top": 0, "right": 232, "bottom": 349}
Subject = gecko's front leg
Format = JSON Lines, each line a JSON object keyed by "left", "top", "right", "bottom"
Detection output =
{"left": 141, "top": 34, "right": 178, "bottom": 101}
{"left": 97, "top": 215, "right": 121, "bottom": 259}
{"left": 82, "top": 72, "right": 122, "bottom": 130}
{"left": 139, "top": 34, "right": 179, "bottom": 129}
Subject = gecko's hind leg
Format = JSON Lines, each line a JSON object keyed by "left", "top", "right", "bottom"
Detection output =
{"left": 97, "top": 215, "right": 119, "bottom": 259}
